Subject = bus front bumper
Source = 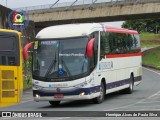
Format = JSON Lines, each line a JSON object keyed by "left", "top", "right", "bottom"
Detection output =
{"left": 33, "top": 92, "right": 100, "bottom": 102}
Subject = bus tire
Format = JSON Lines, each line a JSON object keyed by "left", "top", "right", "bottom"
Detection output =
{"left": 124, "top": 75, "right": 134, "bottom": 94}
{"left": 93, "top": 82, "right": 105, "bottom": 104}
{"left": 49, "top": 101, "right": 60, "bottom": 106}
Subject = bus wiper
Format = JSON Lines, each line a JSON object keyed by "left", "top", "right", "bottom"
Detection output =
{"left": 82, "top": 60, "right": 85, "bottom": 73}
{"left": 45, "top": 52, "right": 57, "bottom": 77}
{"left": 61, "top": 59, "right": 72, "bottom": 77}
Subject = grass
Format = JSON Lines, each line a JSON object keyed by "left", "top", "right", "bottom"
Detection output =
{"left": 141, "top": 42, "right": 160, "bottom": 48}
{"left": 140, "top": 32, "right": 160, "bottom": 40}
{"left": 142, "top": 47, "right": 160, "bottom": 69}
{"left": 140, "top": 32, "right": 160, "bottom": 47}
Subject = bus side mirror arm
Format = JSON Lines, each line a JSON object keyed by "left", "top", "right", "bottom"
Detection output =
{"left": 87, "top": 38, "right": 95, "bottom": 58}
{"left": 23, "top": 42, "right": 34, "bottom": 61}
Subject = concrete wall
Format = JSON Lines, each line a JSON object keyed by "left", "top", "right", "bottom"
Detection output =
{"left": 0, "top": 5, "right": 11, "bottom": 29}
{"left": 28, "top": 1, "right": 160, "bottom": 29}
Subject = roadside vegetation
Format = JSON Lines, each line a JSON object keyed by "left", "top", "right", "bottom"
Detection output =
{"left": 140, "top": 32, "right": 160, "bottom": 70}
{"left": 23, "top": 56, "right": 32, "bottom": 89}
{"left": 142, "top": 47, "right": 160, "bottom": 70}
{"left": 140, "top": 32, "right": 160, "bottom": 47}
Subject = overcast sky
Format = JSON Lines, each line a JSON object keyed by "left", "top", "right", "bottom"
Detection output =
{"left": 0, "top": 0, "right": 124, "bottom": 27}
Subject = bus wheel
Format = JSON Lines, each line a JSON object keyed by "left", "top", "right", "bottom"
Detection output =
{"left": 49, "top": 101, "right": 60, "bottom": 106}
{"left": 124, "top": 75, "right": 134, "bottom": 94}
{"left": 93, "top": 82, "right": 105, "bottom": 104}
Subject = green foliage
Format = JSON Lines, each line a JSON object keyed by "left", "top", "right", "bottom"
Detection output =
{"left": 122, "top": 19, "right": 160, "bottom": 34}
{"left": 140, "top": 32, "right": 160, "bottom": 47}
{"left": 23, "top": 55, "right": 32, "bottom": 89}
{"left": 23, "top": 55, "right": 32, "bottom": 71}
{"left": 140, "top": 32, "right": 160, "bottom": 40}
{"left": 142, "top": 47, "right": 160, "bottom": 69}
{"left": 141, "top": 42, "right": 160, "bottom": 48}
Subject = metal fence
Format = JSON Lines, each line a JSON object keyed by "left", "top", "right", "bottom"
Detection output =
{"left": 14, "top": 0, "right": 160, "bottom": 12}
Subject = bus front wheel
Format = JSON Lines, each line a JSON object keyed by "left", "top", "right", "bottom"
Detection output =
{"left": 93, "top": 82, "right": 105, "bottom": 104}
{"left": 49, "top": 101, "right": 60, "bottom": 106}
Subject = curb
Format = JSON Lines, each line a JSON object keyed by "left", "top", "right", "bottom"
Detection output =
{"left": 23, "top": 87, "right": 32, "bottom": 92}
{"left": 142, "top": 64, "right": 160, "bottom": 71}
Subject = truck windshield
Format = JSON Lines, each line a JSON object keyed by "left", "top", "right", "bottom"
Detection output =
{"left": 33, "top": 37, "right": 89, "bottom": 81}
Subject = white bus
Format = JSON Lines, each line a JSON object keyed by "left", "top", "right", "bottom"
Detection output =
{"left": 23, "top": 23, "right": 142, "bottom": 106}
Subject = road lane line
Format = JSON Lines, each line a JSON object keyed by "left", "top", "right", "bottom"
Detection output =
{"left": 143, "top": 67, "right": 160, "bottom": 75}
{"left": 138, "top": 101, "right": 160, "bottom": 104}
{"left": 104, "top": 67, "right": 160, "bottom": 111}
{"left": 104, "top": 90, "right": 160, "bottom": 111}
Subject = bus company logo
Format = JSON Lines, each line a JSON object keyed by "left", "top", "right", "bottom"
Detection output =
{"left": 100, "top": 61, "right": 113, "bottom": 70}
{"left": 8, "top": 9, "right": 29, "bottom": 30}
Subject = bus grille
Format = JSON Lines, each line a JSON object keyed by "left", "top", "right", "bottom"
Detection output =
{"left": 2, "top": 70, "right": 14, "bottom": 79}
{"left": 2, "top": 81, "right": 14, "bottom": 89}
{"left": 1, "top": 70, "right": 15, "bottom": 98}
{"left": 2, "top": 91, "right": 14, "bottom": 97}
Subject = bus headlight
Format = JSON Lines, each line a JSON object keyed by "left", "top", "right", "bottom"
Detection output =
{"left": 35, "top": 94, "right": 40, "bottom": 98}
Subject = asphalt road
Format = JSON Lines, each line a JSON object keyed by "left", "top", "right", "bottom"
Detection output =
{"left": 1, "top": 67, "right": 160, "bottom": 119}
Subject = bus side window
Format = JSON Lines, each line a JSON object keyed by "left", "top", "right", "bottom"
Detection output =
{"left": 100, "top": 32, "right": 110, "bottom": 59}
{"left": 132, "top": 34, "right": 140, "bottom": 53}
{"left": 127, "top": 34, "right": 140, "bottom": 53}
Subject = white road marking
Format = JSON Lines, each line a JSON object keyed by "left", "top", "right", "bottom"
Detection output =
{"left": 143, "top": 67, "right": 160, "bottom": 75}
{"left": 104, "top": 90, "right": 160, "bottom": 111}
{"left": 104, "top": 67, "right": 160, "bottom": 111}
{"left": 138, "top": 101, "right": 160, "bottom": 104}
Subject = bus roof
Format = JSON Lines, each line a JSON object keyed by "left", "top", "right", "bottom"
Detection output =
{"left": 0, "top": 29, "right": 21, "bottom": 35}
{"left": 36, "top": 23, "right": 138, "bottom": 39}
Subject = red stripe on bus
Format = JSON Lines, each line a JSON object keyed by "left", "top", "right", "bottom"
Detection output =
{"left": 106, "top": 51, "right": 142, "bottom": 58}
{"left": 106, "top": 28, "right": 138, "bottom": 34}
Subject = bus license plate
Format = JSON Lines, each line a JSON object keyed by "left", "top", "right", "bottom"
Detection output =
{"left": 54, "top": 94, "right": 64, "bottom": 98}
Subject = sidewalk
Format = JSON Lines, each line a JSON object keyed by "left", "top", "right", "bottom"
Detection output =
{"left": 22, "top": 89, "right": 33, "bottom": 102}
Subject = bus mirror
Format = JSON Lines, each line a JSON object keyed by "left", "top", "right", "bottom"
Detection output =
{"left": 23, "top": 42, "right": 34, "bottom": 61}
{"left": 87, "top": 38, "right": 95, "bottom": 58}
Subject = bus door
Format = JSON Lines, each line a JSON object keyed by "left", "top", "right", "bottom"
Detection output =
{"left": 0, "top": 67, "right": 18, "bottom": 103}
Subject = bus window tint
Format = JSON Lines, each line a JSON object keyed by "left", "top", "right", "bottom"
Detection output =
{"left": 100, "top": 32, "right": 110, "bottom": 58}
{"left": 100, "top": 32, "right": 140, "bottom": 56}
{"left": 0, "top": 36, "right": 15, "bottom": 51}
{"left": 0, "top": 35, "right": 19, "bottom": 66}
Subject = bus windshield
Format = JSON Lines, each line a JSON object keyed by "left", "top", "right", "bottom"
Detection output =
{"left": 33, "top": 37, "right": 89, "bottom": 81}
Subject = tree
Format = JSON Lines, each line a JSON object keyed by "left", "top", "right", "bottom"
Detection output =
{"left": 122, "top": 19, "right": 160, "bottom": 34}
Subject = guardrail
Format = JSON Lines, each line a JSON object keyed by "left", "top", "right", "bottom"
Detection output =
{"left": 14, "top": 0, "right": 160, "bottom": 12}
